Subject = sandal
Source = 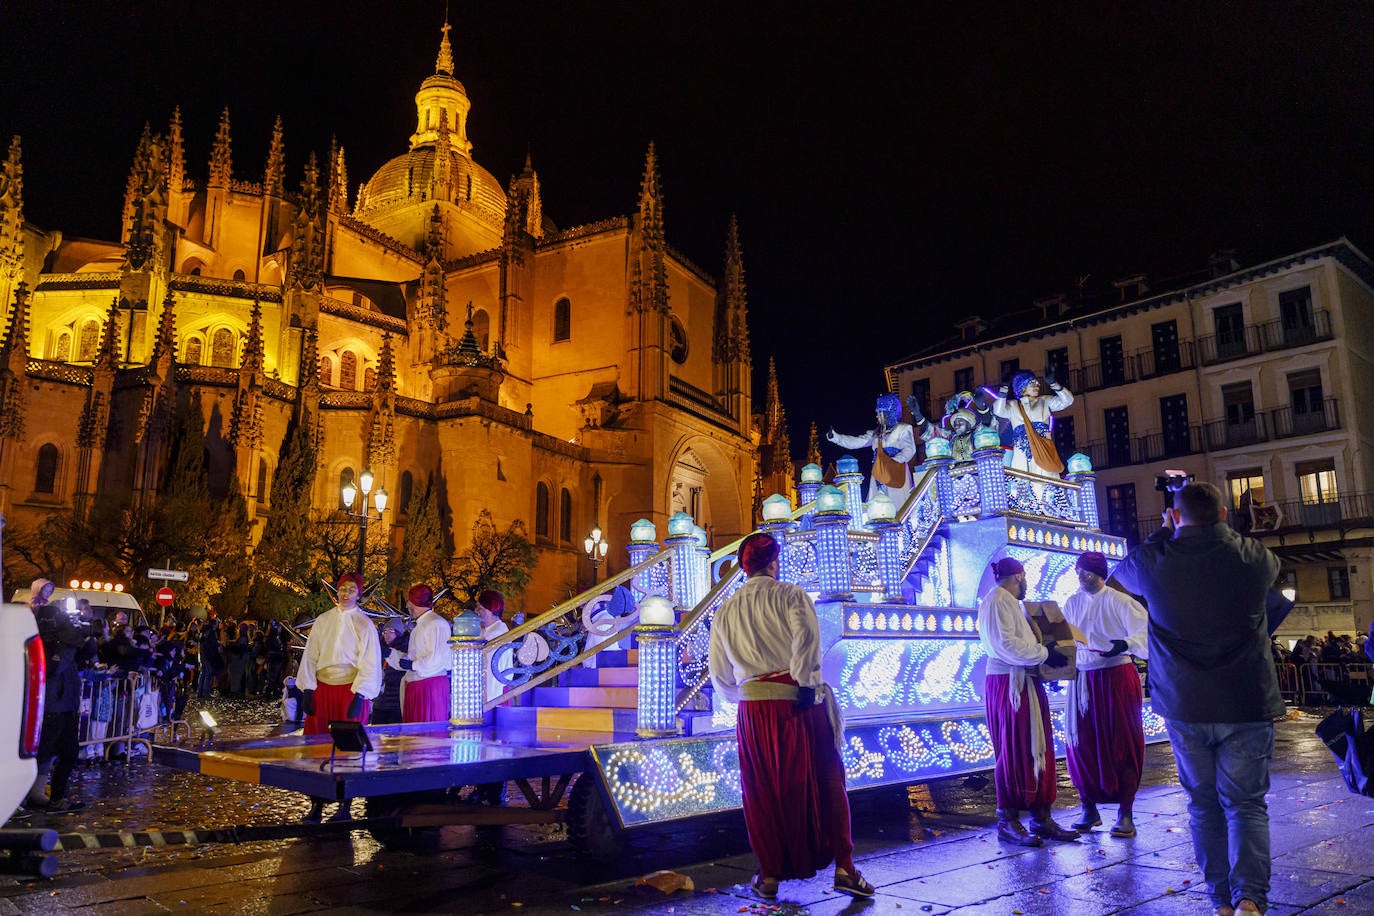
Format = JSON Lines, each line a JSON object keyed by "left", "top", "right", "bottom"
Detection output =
{"left": 833, "top": 870, "right": 875, "bottom": 898}
{"left": 751, "top": 874, "right": 778, "bottom": 899}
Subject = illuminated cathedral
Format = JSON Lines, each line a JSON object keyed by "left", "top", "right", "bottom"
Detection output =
{"left": 0, "top": 22, "right": 758, "bottom": 613}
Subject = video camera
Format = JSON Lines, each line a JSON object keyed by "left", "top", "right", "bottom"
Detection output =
{"left": 1154, "top": 468, "right": 1195, "bottom": 509}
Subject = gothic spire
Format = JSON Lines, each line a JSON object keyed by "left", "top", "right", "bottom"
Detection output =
{"left": 1, "top": 280, "right": 30, "bottom": 362}
{"left": 0, "top": 136, "right": 23, "bottom": 280}
{"left": 807, "top": 422, "right": 822, "bottom": 467}
{"left": 167, "top": 107, "right": 185, "bottom": 193}
{"left": 724, "top": 214, "right": 750, "bottom": 364}
{"left": 631, "top": 143, "right": 669, "bottom": 314}
{"left": 435, "top": 19, "right": 455, "bottom": 76}
{"left": 0, "top": 281, "right": 29, "bottom": 440}
{"left": 328, "top": 138, "right": 348, "bottom": 214}
{"left": 765, "top": 357, "right": 783, "bottom": 441}
{"left": 637, "top": 142, "right": 665, "bottom": 242}
{"left": 152, "top": 288, "right": 177, "bottom": 361}
{"left": 95, "top": 299, "right": 121, "bottom": 369}
{"left": 208, "top": 107, "right": 232, "bottom": 188}
{"left": 264, "top": 116, "right": 285, "bottom": 197}
{"left": 375, "top": 333, "right": 395, "bottom": 393}
{"left": 241, "top": 299, "right": 265, "bottom": 374}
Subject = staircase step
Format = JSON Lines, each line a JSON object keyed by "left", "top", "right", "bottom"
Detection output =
{"left": 494, "top": 705, "right": 638, "bottom": 732}
{"left": 596, "top": 649, "right": 638, "bottom": 667}
{"left": 562, "top": 667, "right": 639, "bottom": 687}
{"left": 530, "top": 686, "right": 639, "bottom": 709}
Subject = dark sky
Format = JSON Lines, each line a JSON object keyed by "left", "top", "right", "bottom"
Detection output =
{"left": 3, "top": 2, "right": 1372, "bottom": 447}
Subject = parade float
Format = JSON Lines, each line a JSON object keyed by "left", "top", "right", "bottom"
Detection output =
{"left": 155, "top": 423, "right": 1166, "bottom": 856}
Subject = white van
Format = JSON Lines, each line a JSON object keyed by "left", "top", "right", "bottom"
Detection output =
{"left": 10, "top": 584, "right": 147, "bottom": 626}
{"left": 0, "top": 604, "right": 44, "bottom": 824}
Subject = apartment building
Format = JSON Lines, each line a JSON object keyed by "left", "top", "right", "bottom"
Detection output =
{"left": 886, "top": 239, "right": 1374, "bottom": 634}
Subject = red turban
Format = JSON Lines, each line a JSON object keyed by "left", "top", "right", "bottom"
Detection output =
{"left": 407, "top": 584, "right": 434, "bottom": 608}
{"left": 477, "top": 590, "right": 504, "bottom": 615}
{"left": 336, "top": 572, "right": 365, "bottom": 593}
{"left": 739, "top": 533, "right": 780, "bottom": 574}
{"left": 1076, "top": 551, "right": 1110, "bottom": 579}
{"left": 990, "top": 557, "right": 1025, "bottom": 579}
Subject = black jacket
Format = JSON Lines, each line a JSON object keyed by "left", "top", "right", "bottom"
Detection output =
{"left": 1113, "top": 522, "right": 1283, "bottom": 723}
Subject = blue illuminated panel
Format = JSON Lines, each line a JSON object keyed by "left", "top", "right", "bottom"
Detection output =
{"left": 1006, "top": 519, "right": 1127, "bottom": 559}
{"left": 843, "top": 605, "right": 979, "bottom": 637}
{"left": 588, "top": 699, "right": 1169, "bottom": 829}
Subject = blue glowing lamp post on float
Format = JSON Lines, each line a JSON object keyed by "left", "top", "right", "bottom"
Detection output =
{"left": 635, "top": 596, "right": 679, "bottom": 736}
{"left": 972, "top": 426, "right": 1009, "bottom": 515}
{"left": 450, "top": 608, "right": 485, "bottom": 726}
{"left": 813, "top": 484, "right": 854, "bottom": 601}
{"left": 866, "top": 492, "right": 904, "bottom": 601}
{"left": 1064, "top": 452, "right": 1100, "bottom": 528}
{"left": 760, "top": 493, "right": 795, "bottom": 580}
{"left": 797, "top": 463, "right": 824, "bottom": 517}
{"left": 834, "top": 456, "right": 865, "bottom": 529}
{"left": 922, "top": 435, "right": 957, "bottom": 516}
{"left": 627, "top": 518, "right": 659, "bottom": 598}
{"left": 666, "top": 512, "right": 702, "bottom": 608}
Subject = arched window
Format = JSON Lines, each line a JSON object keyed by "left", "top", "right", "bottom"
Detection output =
{"left": 256, "top": 458, "right": 268, "bottom": 503}
{"left": 535, "top": 482, "right": 550, "bottom": 538}
{"left": 339, "top": 467, "right": 355, "bottom": 510}
{"left": 339, "top": 351, "right": 357, "bottom": 390}
{"left": 364, "top": 367, "right": 376, "bottom": 391}
{"left": 553, "top": 297, "right": 571, "bottom": 342}
{"left": 210, "top": 328, "right": 236, "bottom": 367}
{"left": 77, "top": 320, "right": 100, "bottom": 361}
{"left": 472, "top": 309, "right": 490, "bottom": 352}
{"left": 319, "top": 355, "right": 333, "bottom": 386}
{"left": 184, "top": 337, "right": 203, "bottom": 365}
{"left": 232, "top": 269, "right": 246, "bottom": 281}
{"left": 398, "top": 471, "right": 414, "bottom": 516}
{"left": 53, "top": 332, "right": 71, "bottom": 362}
{"left": 190, "top": 266, "right": 202, "bottom": 276}
{"left": 34, "top": 444, "right": 59, "bottom": 494}
{"left": 669, "top": 315, "right": 688, "bottom": 364}
{"left": 559, "top": 488, "right": 573, "bottom": 543}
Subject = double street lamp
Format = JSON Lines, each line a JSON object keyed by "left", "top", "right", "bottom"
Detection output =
{"left": 584, "top": 526, "right": 609, "bottom": 585}
{"left": 341, "top": 469, "right": 388, "bottom": 575}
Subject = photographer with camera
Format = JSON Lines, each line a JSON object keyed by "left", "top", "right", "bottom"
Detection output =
{"left": 25, "top": 595, "right": 90, "bottom": 812}
{"left": 977, "top": 557, "right": 1079, "bottom": 846}
{"left": 1113, "top": 481, "right": 1282, "bottom": 916}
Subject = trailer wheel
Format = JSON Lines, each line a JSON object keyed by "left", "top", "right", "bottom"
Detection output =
{"left": 364, "top": 792, "right": 444, "bottom": 850}
{"left": 567, "top": 774, "right": 623, "bottom": 860}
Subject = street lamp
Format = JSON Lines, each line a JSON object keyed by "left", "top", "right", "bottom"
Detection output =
{"left": 584, "top": 526, "right": 609, "bottom": 585}
{"left": 342, "top": 468, "right": 388, "bottom": 575}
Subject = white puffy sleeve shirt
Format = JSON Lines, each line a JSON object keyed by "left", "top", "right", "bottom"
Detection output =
{"left": 1062, "top": 586, "right": 1149, "bottom": 667}
{"left": 977, "top": 587, "right": 1049, "bottom": 667}
{"left": 295, "top": 606, "right": 383, "bottom": 699}
{"left": 401, "top": 610, "right": 454, "bottom": 682}
{"left": 709, "top": 576, "right": 823, "bottom": 704}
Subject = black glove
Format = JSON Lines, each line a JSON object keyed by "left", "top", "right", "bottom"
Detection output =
{"left": 346, "top": 692, "right": 364, "bottom": 720}
{"left": 1101, "top": 639, "right": 1129, "bottom": 658}
{"left": 795, "top": 686, "right": 816, "bottom": 711}
{"left": 826, "top": 427, "right": 838, "bottom": 443}
{"left": 1043, "top": 645, "right": 1069, "bottom": 669}
{"left": 398, "top": 658, "right": 414, "bottom": 671}
{"left": 1044, "top": 369, "right": 1057, "bottom": 389}
{"left": 905, "top": 395, "right": 925, "bottom": 424}
{"left": 300, "top": 689, "right": 315, "bottom": 717}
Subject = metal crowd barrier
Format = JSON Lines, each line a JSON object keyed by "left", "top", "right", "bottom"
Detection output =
{"left": 1281, "top": 661, "right": 1374, "bottom": 706}
{"left": 77, "top": 669, "right": 190, "bottom": 761}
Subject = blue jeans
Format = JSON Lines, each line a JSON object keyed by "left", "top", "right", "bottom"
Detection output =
{"left": 1165, "top": 720, "right": 1274, "bottom": 912}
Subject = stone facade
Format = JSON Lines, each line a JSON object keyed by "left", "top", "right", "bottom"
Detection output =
{"left": 0, "top": 23, "right": 757, "bottom": 615}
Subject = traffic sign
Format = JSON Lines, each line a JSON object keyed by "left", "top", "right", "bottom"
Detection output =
{"left": 156, "top": 587, "right": 175, "bottom": 607}
{"left": 148, "top": 568, "right": 189, "bottom": 582}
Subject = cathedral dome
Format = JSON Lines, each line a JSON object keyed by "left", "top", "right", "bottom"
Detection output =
{"left": 355, "top": 145, "right": 507, "bottom": 233}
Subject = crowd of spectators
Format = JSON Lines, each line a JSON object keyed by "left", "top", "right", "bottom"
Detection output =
{"left": 1271, "top": 631, "right": 1372, "bottom": 667}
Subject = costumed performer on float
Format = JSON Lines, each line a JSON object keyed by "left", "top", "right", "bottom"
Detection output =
{"left": 392, "top": 584, "right": 453, "bottom": 723}
{"left": 992, "top": 370, "right": 1073, "bottom": 477}
{"left": 294, "top": 571, "right": 382, "bottom": 822}
{"left": 708, "top": 533, "right": 874, "bottom": 900}
{"left": 1060, "top": 551, "right": 1148, "bottom": 839}
{"left": 909, "top": 390, "right": 990, "bottom": 463}
{"left": 826, "top": 392, "right": 917, "bottom": 510}
{"left": 474, "top": 590, "right": 509, "bottom": 703}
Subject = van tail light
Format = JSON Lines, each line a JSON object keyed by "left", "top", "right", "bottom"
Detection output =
{"left": 20, "top": 635, "right": 45, "bottom": 758}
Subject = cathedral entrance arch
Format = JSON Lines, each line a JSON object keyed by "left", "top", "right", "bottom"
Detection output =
{"left": 665, "top": 438, "right": 746, "bottom": 548}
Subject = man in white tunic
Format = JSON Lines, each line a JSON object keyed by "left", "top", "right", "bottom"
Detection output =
{"left": 978, "top": 556, "right": 1078, "bottom": 846}
{"left": 991, "top": 371, "right": 1074, "bottom": 477}
{"left": 826, "top": 392, "right": 917, "bottom": 509}
{"left": 1061, "top": 551, "right": 1148, "bottom": 838}
{"left": 392, "top": 584, "right": 453, "bottom": 723}
{"left": 475, "top": 590, "right": 509, "bottom": 703}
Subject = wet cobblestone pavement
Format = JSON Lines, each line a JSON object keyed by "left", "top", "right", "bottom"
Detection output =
{"left": 1, "top": 702, "right": 1371, "bottom": 914}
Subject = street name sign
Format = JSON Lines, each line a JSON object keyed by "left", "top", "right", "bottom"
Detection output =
{"left": 148, "top": 568, "right": 189, "bottom": 582}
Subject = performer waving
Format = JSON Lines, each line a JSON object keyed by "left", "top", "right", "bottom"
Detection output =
{"left": 826, "top": 392, "right": 917, "bottom": 510}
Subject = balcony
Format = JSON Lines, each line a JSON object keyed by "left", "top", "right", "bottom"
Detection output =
{"left": 1271, "top": 398, "right": 1340, "bottom": 439}
{"left": 1078, "top": 425, "right": 1203, "bottom": 470}
{"left": 1204, "top": 414, "right": 1269, "bottom": 450}
{"left": 1070, "top": 359, "right": 1135, "bottom": 393}
{"left": 1198, "top": 309, "right": 1333, "bottom": 366}
{"left": 1132, "top": 340, "right": 1196, "bottom": 380}
{"left": 1257, "top": 308, "right": 1333, "bottom": 352}
{"left": 1238, "top": 492, "right": 1374, "bottom": 533}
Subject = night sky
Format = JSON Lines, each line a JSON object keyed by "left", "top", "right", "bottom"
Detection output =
{"left": 3, "top": 2, "right": 1372, "bottom": 447}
